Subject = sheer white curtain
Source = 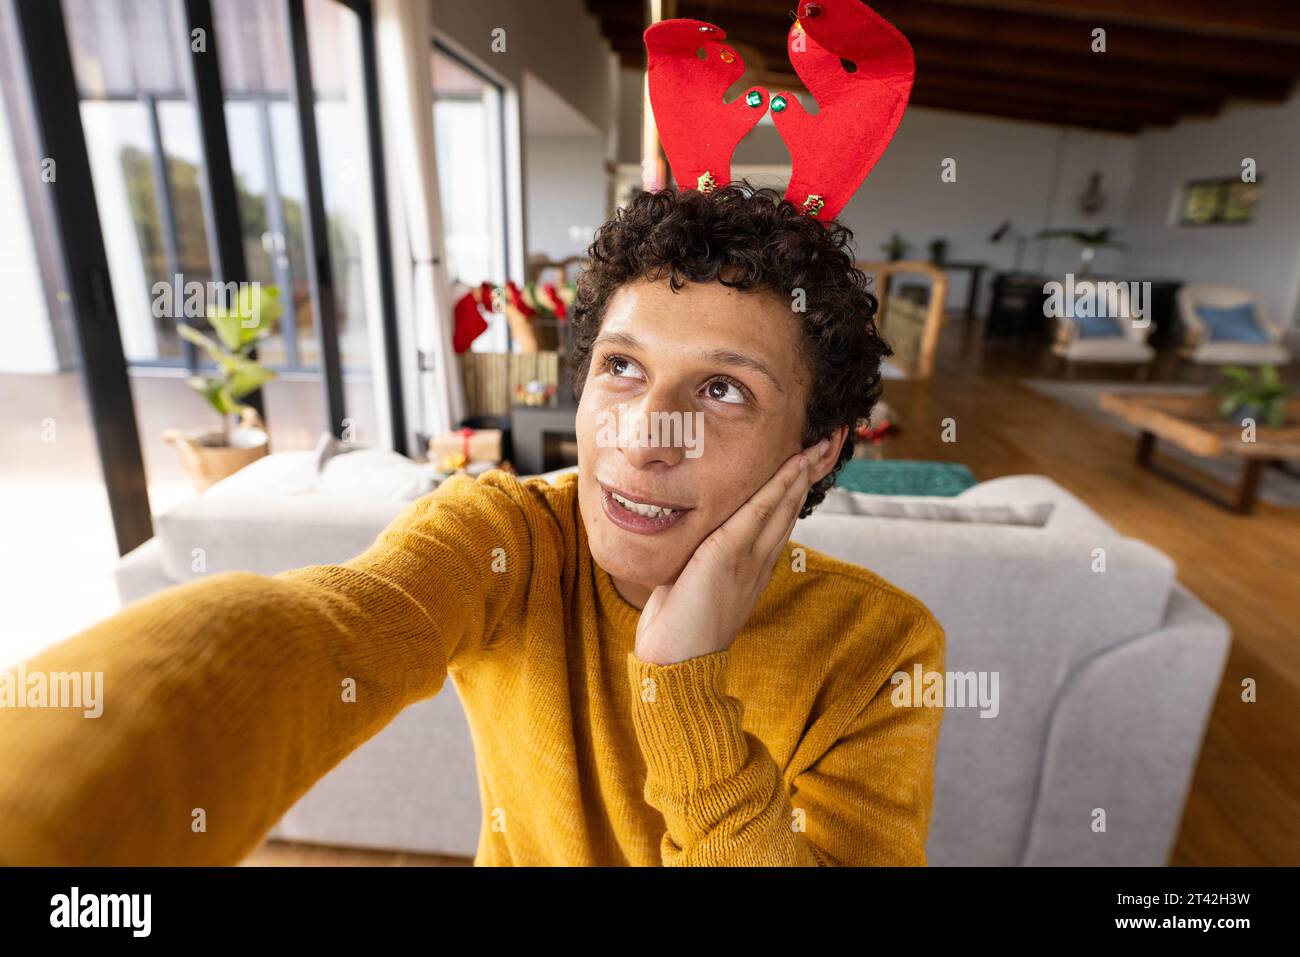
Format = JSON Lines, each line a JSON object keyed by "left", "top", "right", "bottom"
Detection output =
{"left": 375, "top": 0, "right": 465, "bottom": 445}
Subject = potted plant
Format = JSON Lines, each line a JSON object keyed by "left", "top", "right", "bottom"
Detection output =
{"left": 928, "top": 237, "right": 949, "bottom": 266}
{"left": 1214, "top": 364, "right": 1288, "bottom": 427}
{"left": 163, "top": 284, "right": 283, "bottom": 491}
{"left": 882, "top": 232, "right": 911, "bottom": 262}
{"left": 1035, "top": 226, "right": 1126, "bottom": 277}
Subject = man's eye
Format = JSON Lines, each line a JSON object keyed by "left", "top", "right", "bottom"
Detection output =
{"left": 605, "top": 355, "right": 644, "bottom": 379}
{"left": 705, "top": 378, "right": 746, "bottom": 404}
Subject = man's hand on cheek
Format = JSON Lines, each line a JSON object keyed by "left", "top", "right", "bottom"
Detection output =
{"left": 633, "top": 438, "right": 832, "bottom": 666}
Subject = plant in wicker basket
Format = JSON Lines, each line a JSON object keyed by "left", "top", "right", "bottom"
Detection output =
{"left": 164, "top": 285, "right": 284, "bottom": 491}
{"left": 177, "top": 284, "right": 283, "bottom": 442}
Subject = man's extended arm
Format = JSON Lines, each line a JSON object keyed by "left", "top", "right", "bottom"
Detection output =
{"left": 0, "top": 473, "right": 540, "bottom": 865}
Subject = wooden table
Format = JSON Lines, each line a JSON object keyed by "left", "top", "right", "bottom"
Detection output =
{"left": 1099, "top": 392, "right": 1300, "bottom": 513}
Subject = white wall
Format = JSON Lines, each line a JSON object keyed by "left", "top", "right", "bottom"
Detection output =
{"left": 1120, "top": 92, "right": 1300, "bottom": 330}
{"left": 432, "top": 0, "right": 620, "bottom": 277}
{"left": 767, "top": 108, "right": 1138, "bottom": 311}
{"left": 432, "top": 0, "right": 618, "bottom": 141}
{"left": 525, "top": 135, "right": 607, "bottom": 261}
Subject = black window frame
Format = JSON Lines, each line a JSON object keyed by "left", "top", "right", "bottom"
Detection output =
{"left": 8, "top": 0, "right": 407, "bottom": 555}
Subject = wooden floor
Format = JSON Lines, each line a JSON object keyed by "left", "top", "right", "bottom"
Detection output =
{"left": 245, "top": 323, "right": 1299, "bottom": 867}
{"left": 898, "top": 326, "right": 1300, "bottom": 866}
{"left": 242, "top": 841, "right": 470, "bottom": 867}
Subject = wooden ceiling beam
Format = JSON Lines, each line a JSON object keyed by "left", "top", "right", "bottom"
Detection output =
{"left": 912, "top": 37, "right": 1293, "bottom": 103}
{"left": 652, "top": 0, "right": 1300, "bottom": 76}
{"left": 916, "top": 65, "right": 1213, "bottom": 119}
{"left": 590, "top": 0, "right": 1299, "bottom": 132}
{"left": 606, "top": 26, "right": 1293, "bottom": 104}
{"left": 933, "top": 0, "right": 1300, "bottom": 43}
{"left": 909, "top": 88, "right": 1145, "bottom": 133}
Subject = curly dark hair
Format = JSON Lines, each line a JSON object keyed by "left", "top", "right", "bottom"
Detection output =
{"left": 568, "top": 181, "right": 891, "bottom": 517}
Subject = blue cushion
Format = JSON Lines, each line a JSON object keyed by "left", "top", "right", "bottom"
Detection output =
{"left": 1196, "top": 303, "right": 1269, "bottom": 343}
{"left": 836, "top": 460, "right": 977, "bottom": 497}
{"left": 1075, "top": 314, "right": 1124, "bottom": 338}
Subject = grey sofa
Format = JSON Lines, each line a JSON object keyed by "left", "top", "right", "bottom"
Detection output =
{"left": 114, "top": 450, "right": 1231, "bottom": 866}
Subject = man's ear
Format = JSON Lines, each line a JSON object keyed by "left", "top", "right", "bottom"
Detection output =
{"left": 814, "top": 424, "right": 851, "bottom": 484}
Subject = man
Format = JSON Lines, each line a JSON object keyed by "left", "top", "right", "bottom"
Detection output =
{"left": 0, "top": 183, "right": 944, "bottom": 866}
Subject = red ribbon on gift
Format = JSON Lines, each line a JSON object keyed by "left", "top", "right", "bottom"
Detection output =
{"left": 459, "top": 427, "right": 475, "bottom": 462}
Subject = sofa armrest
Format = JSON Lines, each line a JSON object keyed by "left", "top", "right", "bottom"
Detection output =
{"left": 113, "top": 537, "right": 172, "bottom": 606}
{"left": 1020, "top": 583, "right": 1231, "bottom": 865}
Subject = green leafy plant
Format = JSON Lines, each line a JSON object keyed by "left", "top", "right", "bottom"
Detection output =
{"left": 178, "top": 284, "right": 283, "bottom": 443}
{"left": 1213, "top": 364, "right": 1288, "bottom": 427}
{"left": 1036, "top": 226, "right": 1126, "bottom": 276}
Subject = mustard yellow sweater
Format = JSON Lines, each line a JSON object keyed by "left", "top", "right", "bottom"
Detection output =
{"left": 0, "top": 469, "right": 945, "bottom": 866}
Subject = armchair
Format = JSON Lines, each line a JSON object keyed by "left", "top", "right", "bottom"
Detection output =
{"left": 1176, "top": 283, "right": 1292, "bottom": 368}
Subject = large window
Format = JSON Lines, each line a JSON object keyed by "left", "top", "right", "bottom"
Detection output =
{"left": 63, "top": 0, "right": 382, "bottom": 382}
{"left": 2, "top": 0, "right": 404, "bottom": 582}
{"left": 213, "top": 0, "right": 380, "bottom": 376}
{"left": 433, "top": 42, "right": 510, "bottom": 352}
{"left": 65, "top": 0, "right": 213, "bottom": 365}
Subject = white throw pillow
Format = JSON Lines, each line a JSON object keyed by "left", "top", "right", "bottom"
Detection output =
{"left": 818, "top": 486, "right": 1054, "bottom": 526}
{"left": 310, "top": 432, "right": 446, "bottom": 502}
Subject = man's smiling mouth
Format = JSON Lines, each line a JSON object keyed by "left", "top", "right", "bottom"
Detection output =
{"left": 599, "top": 481, "right": 691, "bottom": 512}
{"left": 611, "top": 491, "right": 677, "bottom": 518}
{"left": 597, "top": 481, "right": 693, "bottom": 533}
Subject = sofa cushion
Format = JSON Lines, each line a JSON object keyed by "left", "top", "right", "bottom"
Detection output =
{"left": 819, "top": 486, "right": 1054, "bottom": 526}
{"left": 835, "top": 459, "right": 977, "bottom": 497}
{"left": 1196, "top": 302, "right": 1269, "bottom": 343}
{"left": 310, "top": 432, "right": 446, "bottom": 501}
{"left": 1076, "top": 314, "right": 1124, "bottom": 338}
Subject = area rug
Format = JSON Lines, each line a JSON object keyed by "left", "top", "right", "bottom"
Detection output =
{"left": 1021, "top": 378, "right": 1300, "bottom": 508}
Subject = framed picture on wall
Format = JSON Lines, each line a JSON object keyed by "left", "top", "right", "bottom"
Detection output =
{"left": 1176, "top": 176, "right": 1262, "bottom": 226}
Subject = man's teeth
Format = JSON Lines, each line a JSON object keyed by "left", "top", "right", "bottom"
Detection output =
{"left": 611, "top": 491, "right": 677, "bottom": 518}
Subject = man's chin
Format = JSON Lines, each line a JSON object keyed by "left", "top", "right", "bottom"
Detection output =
{"left": 586, "top": 534, "right": 685, "bottom": 594}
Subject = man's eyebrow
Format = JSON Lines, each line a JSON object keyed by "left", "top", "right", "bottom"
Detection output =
{"left": 699, "top": 348, "right": 784, "bottom": 394}
{"left": 592, "top": 332, "right": 784, "bottom": 394}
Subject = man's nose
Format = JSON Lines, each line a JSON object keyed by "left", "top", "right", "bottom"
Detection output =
{"left": 619, "top": 388, "right": 689, "bottom": 469}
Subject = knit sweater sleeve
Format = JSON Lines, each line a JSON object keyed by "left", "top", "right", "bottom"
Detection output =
{"left": 626, "top": 601, "right": 945, "bottom": 866}
{"left": 0, "top": 471, "right": 544, "bottom": 865}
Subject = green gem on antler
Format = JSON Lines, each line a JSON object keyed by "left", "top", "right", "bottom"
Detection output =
{"left": 801, "top": 194, "right": 825, "bottom": 216}
{"left": 697, "top": 170, "right": 718, "bottom": 192}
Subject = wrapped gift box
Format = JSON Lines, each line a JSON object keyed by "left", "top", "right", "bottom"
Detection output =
{"left": 428, "top": 428, "right": 502, "bottom": 469}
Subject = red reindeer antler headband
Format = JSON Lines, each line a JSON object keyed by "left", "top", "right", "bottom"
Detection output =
{"left": 644, "top": 0, "right": 914, "bottom": 223}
